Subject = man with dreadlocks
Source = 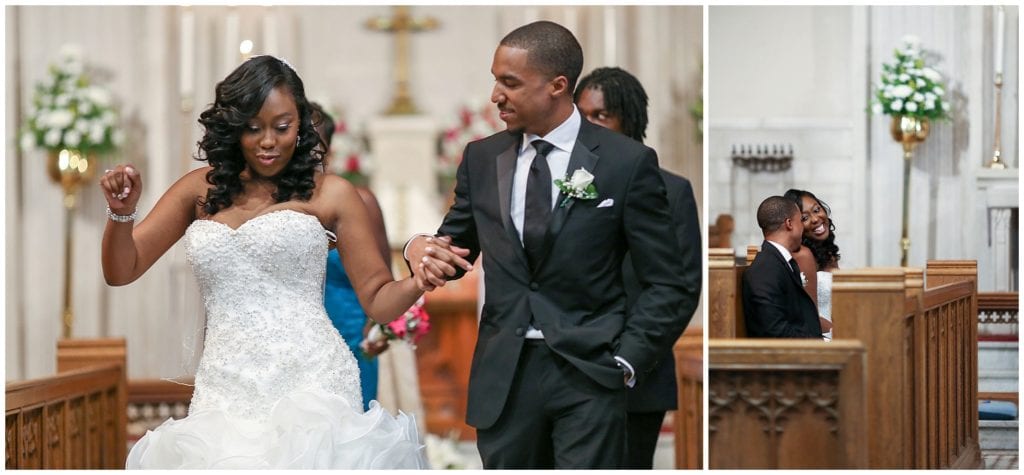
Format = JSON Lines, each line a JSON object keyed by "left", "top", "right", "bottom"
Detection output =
{"left": 575, "top": 67, "right": 702, "bottom": 469}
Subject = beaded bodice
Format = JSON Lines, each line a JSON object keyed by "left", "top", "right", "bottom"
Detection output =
{"left": 183, "top": 210, "right": 361, "bottom": 421}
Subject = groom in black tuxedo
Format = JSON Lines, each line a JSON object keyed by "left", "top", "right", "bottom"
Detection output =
{"left": 405, "top": 21, "right": 692, "bottom": 468}
{"left": 742, "top": 196, "right": 822, "bottom": 338}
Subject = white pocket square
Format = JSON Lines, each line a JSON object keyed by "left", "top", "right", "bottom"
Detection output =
{"left": 597, "top": 198, "right": 614, "bottom": 208}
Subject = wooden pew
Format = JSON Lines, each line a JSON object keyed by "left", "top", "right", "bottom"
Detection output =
{"left": 832, "top": 261, "right": 980, "bottom": 468}
{"left": 6, "top": 339, "right": 127, "bottom": 469}
{"left": 709, "top": 256, "right": 982, "bottom": 469}
{"left": 709, "top": 248, "right": 746, "bottom": 338}
{"left": 708, "top": 340, "right": 868, "bottom": 469}
{"left": 673, "top": 325, "right": 703, "bottom": 469}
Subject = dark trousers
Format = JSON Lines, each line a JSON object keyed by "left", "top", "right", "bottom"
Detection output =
{"left": 476, "top": 340, "right": 627, "bottom": 469}
{"left": 625, "top": 410, "right": 666, "bottom": 469}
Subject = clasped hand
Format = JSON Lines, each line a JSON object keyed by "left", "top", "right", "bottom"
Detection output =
{"left": 99, "top": 164, "right": 142, "bottom": 214}
{"left": 407, "top": 235, "right": 472, "bottom": 292}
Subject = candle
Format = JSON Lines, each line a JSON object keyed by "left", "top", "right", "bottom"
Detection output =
{"left": 995, "top": 6, "right": 1005, "bottom": 75}
{"left": 225, "top": 9, "right": 239, "bottom": 67}
{"left": 179, "top": 7, "right": 194, "bottom": 98}
{"left": 263, "top": 7, "right": 277, "bottom": 55}
{"left": 604, "top": 6, "right": 617, "bottom": 65}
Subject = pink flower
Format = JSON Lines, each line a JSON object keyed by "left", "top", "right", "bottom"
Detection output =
{"left": 345, "top": 155, "right": 361, "bottom": 173}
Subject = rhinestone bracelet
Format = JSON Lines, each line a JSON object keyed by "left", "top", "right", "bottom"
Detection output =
{"left": 106, "top": 206, "right": 137, "bottom": 223}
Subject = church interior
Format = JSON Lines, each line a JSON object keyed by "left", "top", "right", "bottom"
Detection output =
{"left": 4, "top": 4, "right": 1019, "bottom": 471}
{"left": 706, "top": 5, "right": 1018, "bottom": 470}
{"left": 4, "top": 5, "right": 703, "bottom": 469}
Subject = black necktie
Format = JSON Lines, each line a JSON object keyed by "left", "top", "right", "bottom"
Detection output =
{"left": 788, "top": 258, "right": 802, "bottom": 283}
{"left": 523, "top": 140, "right": 554, "bottom": 272}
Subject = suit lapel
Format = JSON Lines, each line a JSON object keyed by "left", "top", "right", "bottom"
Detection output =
{"left": 534, "top": 126, "right": 601, "bottom": 271}
{"left": 763, "top": 241, "right": 803, "bottom": 289}
{"left": 495, "top": 139, "right": 530, "bottom": 272}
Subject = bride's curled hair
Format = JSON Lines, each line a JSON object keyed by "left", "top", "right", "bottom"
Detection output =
{"left": 195, "top": 55, "right": 325, "bottom": 215}
{"left": 784, "top": 188, "right": 841, "bottom": 271}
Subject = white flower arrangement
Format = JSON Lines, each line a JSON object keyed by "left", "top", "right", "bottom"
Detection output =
{"left": 870, "top": 35, "right": 951, "bottom": 120}
{"left": 438, "top": 101, "right": 504, "bottom": 180}
{"left": 20, "top": 44, "right": 123, "bottom": 154}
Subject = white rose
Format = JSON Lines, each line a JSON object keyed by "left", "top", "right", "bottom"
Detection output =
{"left": 44, "top": 129, "right": 62, "bottom": 147}
{"left": 921, "top": 67, "right": 942, "bottom": 82}
{"left": 905, "top": 101, "right": 918, "bottom": 112}
{"left": 64, "top": 129, "right": 81, "bottom": 147}
{"left": 898, "top": 73, "right": 910, "bottom": 82}
{"left": 86, "top": 87, "right": 111, "bottom": 107}
{"left": 913, "top": 92, "right": 924, "bottom": 102}
{"left": 925, "top": 92, "right": 936, "bottom": 101}
{"left": 891, "top": 85, "right": 913, "bottom": 99}
{"left": 924, "top": 100, "right": 935, "bottom": 110}
{"left": 20, "top": 132, "right": 36, "bottom": 152}
{"left": 891, "top": 99, "right": 904, "bottom": 111}
{"left": 942, "top": 102, "right": 950, "bottom": 111}
{"left": 49, "top": 110, "right": 73, "bottom": 129}
{"left": 567, "top": 168, "right": 594, "bottom": 190}
{"left": 872, "top": 103, "right": 884, "bottom": 115}
{"left": 79, "top": 100, "right": 92, "bottom": 115}
{"left": 933, "top": 86, "right": 944, "bottom": 96}
{"left": 55, "top": 94, "right": 70, "bottom": 107}
{"left": 89, "top": 123, "right": 106, "bottom": 144}
{"left": 916, "top": 79, "right": 926, "bottom": 88}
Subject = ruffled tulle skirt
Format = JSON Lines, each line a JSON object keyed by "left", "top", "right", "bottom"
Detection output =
{"left": 126, "top": 390, "right": 427, "bottom": 469}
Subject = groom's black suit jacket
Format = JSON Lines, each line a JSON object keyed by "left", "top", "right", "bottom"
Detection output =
{"left": 622, "top": 171, "right": 700, "bottom": 413}
{"left": 437, "top": 119, "right": 691, "bottom": 430}
{"left": 741, "top": 241, "right": 822, "bottom": 338}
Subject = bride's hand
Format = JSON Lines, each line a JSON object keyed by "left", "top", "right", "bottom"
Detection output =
{"left": 99, "top": 164, "right": 142, "bottom": 215}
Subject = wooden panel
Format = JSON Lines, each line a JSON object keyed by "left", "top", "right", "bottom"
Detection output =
{"left": 6, "top": 363, "right": 125, "bottom": 469}
{"left": 56, "top": 337, "right": 126, "bottom": 374}
{"left": 673, "top": 326, "right": 703, "bottom": 469}
{"left": 709, "top": 248, "right": 745, "bottom": 338}
{"left": 831, "top": 267, "right": 910, "bottom": 468}
{"left": 708, "top": 340, "right": 867, "bottom": 469}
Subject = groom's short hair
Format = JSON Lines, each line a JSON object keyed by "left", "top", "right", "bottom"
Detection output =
{"left": 757, "top": 196, "right": 799, "bottom": 233}
{"left": 500, "top": 21, "right": 584, "bottom": 92}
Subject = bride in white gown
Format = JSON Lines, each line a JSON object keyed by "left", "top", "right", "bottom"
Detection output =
{"left": 100, "top": 56, "right": 433, "bottom": 469}
{"left": 785, "top": 189, "right": 841, "bottom": 340}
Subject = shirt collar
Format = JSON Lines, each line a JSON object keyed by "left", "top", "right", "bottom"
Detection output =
{"left": 766, "top": 239, "right": 794, "bottom": 263}
{"left": 519, "top": 105, "right": 581, "bottom": 155}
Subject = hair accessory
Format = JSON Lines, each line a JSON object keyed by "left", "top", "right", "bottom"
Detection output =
{"left": 248, "top": 54, "right": 294, "bottom": 72}
{"left": 106, "top": 205, "right": 137, "bottom": 223}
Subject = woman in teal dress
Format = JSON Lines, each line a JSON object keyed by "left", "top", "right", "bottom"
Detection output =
{"left": 314, "top": 103, "right": 391, "bottom": 410}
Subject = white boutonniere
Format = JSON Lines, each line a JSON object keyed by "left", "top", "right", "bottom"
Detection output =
{"left": 800, "top": 272, "right": 807, "bottom": 287}
{"left": 554, "top": 168, "right": 598, "bottom": 208}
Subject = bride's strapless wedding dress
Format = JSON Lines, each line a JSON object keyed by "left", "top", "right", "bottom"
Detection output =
{"left": 126, "top": 210, "right": 426, "bottom": 469}
{"left": 817, "top": 271, "right": 833, "bottom": 340}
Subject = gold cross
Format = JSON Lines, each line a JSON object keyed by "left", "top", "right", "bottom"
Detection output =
{"left": 366, "top": 6, "right": 439, "bottom": 115}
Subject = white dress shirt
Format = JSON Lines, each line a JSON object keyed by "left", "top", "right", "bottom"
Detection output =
{"left": 510, "top": 106, "right": 580, "bottom": 242}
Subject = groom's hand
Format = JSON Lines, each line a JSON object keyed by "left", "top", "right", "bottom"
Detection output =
{"left": 407, "top": 235, "right": 472, "bottom": 288}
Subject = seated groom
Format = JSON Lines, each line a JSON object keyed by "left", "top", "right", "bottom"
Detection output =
{"left": 742, "top": 196, "right": 822, "bottom": 338}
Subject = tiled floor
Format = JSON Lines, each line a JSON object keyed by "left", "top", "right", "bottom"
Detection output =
{"left": 983, "top": 450, "right": 1019, "bottom": 470}
{"left": 445, "top": 432, "right": 677, "bottom": 469}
